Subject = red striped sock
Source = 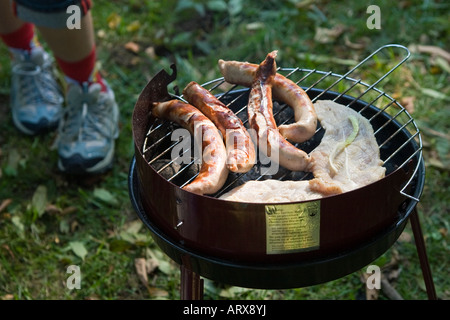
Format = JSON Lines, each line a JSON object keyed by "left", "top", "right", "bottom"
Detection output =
{"left": 0, "top": 22, "right": 34, "bottom": 51}
{"left": 55, "top": 46, "right": 107, "bottom": 92}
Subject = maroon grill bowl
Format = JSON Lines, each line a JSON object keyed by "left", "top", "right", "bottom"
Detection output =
{"left": 129, "top": 73, "right": 424, "bottom": 289}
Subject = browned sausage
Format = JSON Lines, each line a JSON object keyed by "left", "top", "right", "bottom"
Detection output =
{"left": 218, "top": 58, "right": 317, "bottom": 143}
{"left": 182, "top": 81, "right": 256, "bottom": 173}
{"left": 152, "top": 99, "right": 228, "bottom": 195}
{"left": 247, "top": 51, "right": 311, "bottom": 172}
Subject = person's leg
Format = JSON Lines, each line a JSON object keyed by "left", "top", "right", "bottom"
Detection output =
{"left": 0, "top": 0, "right": 64, "bottom": 135}
{"left": 23, "top": 4, "right": 119, "bottom": 174}
{"left": 36, "top": 12, "right": 95, "bottom": 63}
{"left": 36, "top": 12, "right": 107, "bottom": 91}
{"left": 0, "top": 0, "right": 26, "bottom": 35}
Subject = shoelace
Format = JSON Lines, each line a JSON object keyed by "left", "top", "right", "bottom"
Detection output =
{"left": 12, "top": 61, "right": 62, "bottom": 106}
{"left": 58, "top": 84, "right": 115, "bottom": 144}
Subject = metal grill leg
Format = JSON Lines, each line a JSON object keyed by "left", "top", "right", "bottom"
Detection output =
{"left": 180, "top": 263, "right": 203, "bottom": 300}
{"left": 409, "top": 208, "right": 437, "bottom": 300}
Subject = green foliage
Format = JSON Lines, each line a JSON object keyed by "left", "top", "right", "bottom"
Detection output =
{"left": 0, "top": 0, "right": 448, "bottom": 300}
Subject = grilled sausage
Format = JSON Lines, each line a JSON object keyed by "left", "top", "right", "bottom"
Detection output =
{"left": 152, "top": 99, "right": 228, "bottom": 195}
{"left": 247, "top": 51, "right": 311, "bottom": 171}
{"left": 218, "top": 58, "right": 317, "bottom": 143}
{"left": 182, "top": 81, "right": 256, "bottom": 173}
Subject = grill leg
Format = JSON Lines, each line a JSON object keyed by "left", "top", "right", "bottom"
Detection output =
{"left": 409, "top": 207, "right": 437, "bottom": 300}
{"left": 180, "top": 264, "right": 203, "bottom": 300}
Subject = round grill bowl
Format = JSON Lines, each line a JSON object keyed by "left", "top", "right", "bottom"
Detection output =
{"left": 130, "top": 81, "right": 425, "bottom": 288}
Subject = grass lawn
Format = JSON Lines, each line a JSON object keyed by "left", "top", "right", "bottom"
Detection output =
{"left": 0, "top": 0, "right": 448, "bottom": 300}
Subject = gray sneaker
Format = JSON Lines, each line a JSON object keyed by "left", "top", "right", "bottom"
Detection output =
{"left": 10, "top": 46, "right": 64, "bottom": 135}
{"left": 56, "top": 81, "right": 119, "bottom": 174}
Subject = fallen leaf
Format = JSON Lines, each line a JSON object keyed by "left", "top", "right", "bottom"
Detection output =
{"left": 122, "top": 219, "right": 143, "bottom": 235}
{"left": 45, "top": 204, "right": 61, "bottom": 215}
{"left": 107, "top": 12, "right": 121, "bottom": 29}
{"left": 59, "top": 219, "right": 70, "bottom": 234}
{"left": 434, "top": 56, "right": 450, "bottom": 73}
{"left": 124, "top": 41, "right": 140, "bottom": 54}
{"left": 297, "top": 52, "right": 357, "bottom": 66}
{"left": 31, "top": 185, "right": 47, "bottom": 218}
{"left": 0, "top": 199, "right": 12, "bottom": 213}
{"left": 135, "top": 258, "right": 148, "bottom": 286}
{"left": 156, "top": 258, "right": 177, "bottom": 275}
{"left": 409, "top": 44, "right": 450, "bottom": 62}
{"left": 97, "top": 29, "right": 106, "bottom": 39}
{"left": 11, "top": 216, "right": 24, "bottom": 238}
{"left": 398, "top": 230, "right": 412, "bottom": 242}
{"left": 4, "top": 148, "right": 21, "bottom": 176}
{"left": 69, "top": 241, "right": 88, "bottom": 260}
{"left": 314, "top": 24, "right": 346, "bottom": 44}
{"left": 70, "top": 220, "right": 79, "bottom": 232}
{"left": 144, "top": 46, "right": 156, "bottom": 59}
{"left": 295, "top": 0, "right": 316, "bottom": 8}
{"left": 126, "top": 20, "right": 141, "bottom": 32}
{"left": 148, "top": 287, "right": 169, "bottom": 297}
{"left": 400, "top": 96, "right": 415, "bottom": 113}
{"left": 344, "top": 35, "right": 369, "bottom": 50}
{"left": 93, "top": 188, "right": 119, "bottom": 206}
{"left": 109, "top": 239, "right": 133, "bottom": 252}
{"left": 146, "top": 258, "right": 159, "bottom": 274}
{"left": 421, "top": 88, "right": 450, "bottom": 101}
{"left": 1, "top": 244, "right": 15, "bottom": 260}
{"left": 246, "top": 22, "right": 264, "bottom": 31}
{"left": 62, "top": 206, "right": 77, "bottom": 215}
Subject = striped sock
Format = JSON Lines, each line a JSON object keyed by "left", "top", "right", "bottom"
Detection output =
{"left": 0, "top": 22, "right": 35, "bottom": 51}
{"left": 55, "top": 46, "right": 107, "bottom": 92}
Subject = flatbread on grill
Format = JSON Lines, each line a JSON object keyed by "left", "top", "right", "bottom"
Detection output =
{"left": 220, "top": 100, "right": 386, "bottom": 203}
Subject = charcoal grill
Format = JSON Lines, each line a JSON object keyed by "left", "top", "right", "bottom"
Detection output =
{"left": 128, "top": 44, "right": 436, "bottom": 299}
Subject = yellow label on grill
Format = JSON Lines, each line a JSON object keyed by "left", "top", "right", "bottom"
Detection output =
{"left": 265, "top": 201, "right": 320, "bottom": 254}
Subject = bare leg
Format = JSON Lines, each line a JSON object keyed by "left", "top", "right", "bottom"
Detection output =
{"left": 36, "top": 12, "right": 95, "bottom": 62}
{"left": 0, "top": 0, "right": 25, "bottom": 34}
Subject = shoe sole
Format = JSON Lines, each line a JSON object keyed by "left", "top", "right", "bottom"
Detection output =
{"left": 58, "top": 141, "right": 115, "bottom": 175}
{"left": 12, "top": 113, "right": 59, "bottom": 135}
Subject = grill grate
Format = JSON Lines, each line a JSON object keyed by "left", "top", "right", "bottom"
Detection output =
{"left": 142, "top": 44, "right": 423, "bottom": 202}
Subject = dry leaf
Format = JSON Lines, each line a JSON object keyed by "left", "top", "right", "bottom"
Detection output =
{"left": 344, "top": 35, "right": 369, "bottom": 50}
{"left": 107, "top": 12, "right": 121, "bottom": 29}
{"left": 246, "top": 22, "right": 264, "bottom": 31}
{"left": 45, "top": 204, "right": 61, "bottom": 215}
{"left": 62, "top": 206, "right": 77, "bottom": 215}
{"left": 124, "top": 41, "right": 140, "bottom": 54}
{"left": 400, "top": 96, "right": 415, "bottom": 113}
{"left": 31, "top": 185, "right": 47, "bottom": 217}
{"left": 409, "top": 44, "right": 450, "bottom": 62}
{"left": 148, "top": 287, "right": 169, "bottom": 297}
{"left": 70, "top": 220, "right": 79, "bottom": 232}
{"left": 126, "top": 20, "right": 141, "bottom": 32}
{"left": 97, "top": 29, "right": 106, "bottom": 39}
{"left": 398, "top": 230, "right": 412, "bottom": 242}
{"left": 145, "top": 46, "right": 156, "bottom": 59}
{"left": 134, "top": 258, "right": 148, "bottom": 286}
{"left": 314, "top": 24, "right": 345, "bottom": 44}
{"left": 0, "top": 199, "right": 12, "bottom": 213}
{"left": 146, "top": 258, "right": 160, "bottom": 274}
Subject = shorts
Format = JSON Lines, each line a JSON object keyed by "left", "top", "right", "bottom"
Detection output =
{"left": 12, "top": 0, "right": 92, "bottom": 28}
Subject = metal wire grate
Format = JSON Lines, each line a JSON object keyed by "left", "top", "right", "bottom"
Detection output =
{"left": 142, "top": 44, "right": 423, "bottom": 202}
